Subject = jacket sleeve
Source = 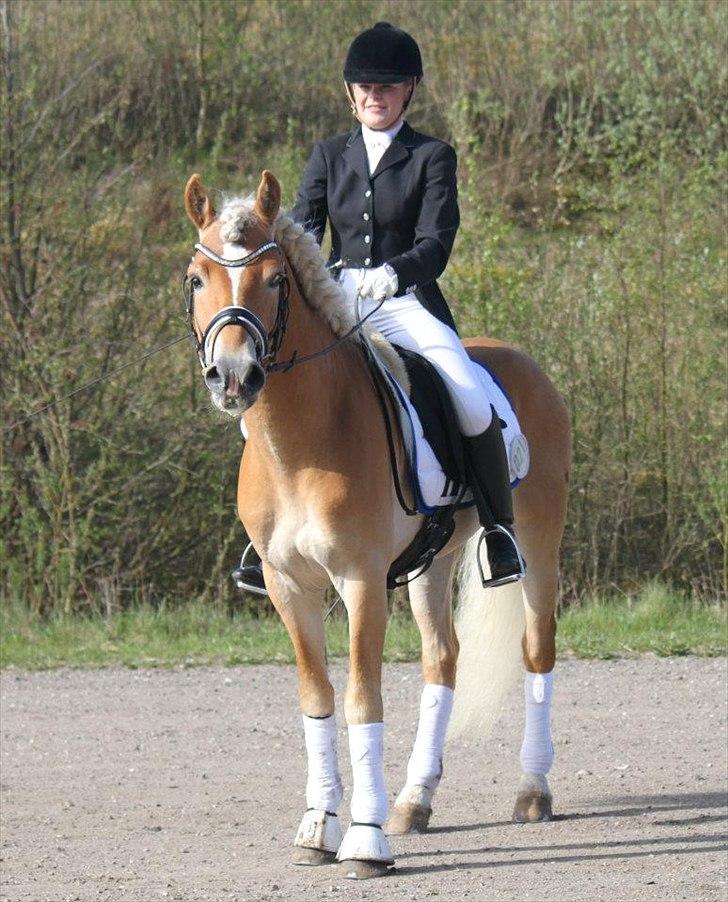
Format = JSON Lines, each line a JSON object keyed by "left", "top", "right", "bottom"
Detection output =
{"left": 291, "top": 142, "right": 328, "bottom": 245}
{"left": 386, "top": 144, "right": 459, "bottom": 294}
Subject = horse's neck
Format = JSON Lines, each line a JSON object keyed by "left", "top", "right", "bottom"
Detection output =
{"left": 243, "top": 290, "right": 359, "bottom": 467}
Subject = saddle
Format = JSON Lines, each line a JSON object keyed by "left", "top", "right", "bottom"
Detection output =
{"left": 360, "top": 339, "right": 475, "bottom": 589}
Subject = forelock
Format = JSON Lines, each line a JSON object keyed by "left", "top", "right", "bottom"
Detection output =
{"left": 218, "top": 195, "right": 258, "bottom": 244}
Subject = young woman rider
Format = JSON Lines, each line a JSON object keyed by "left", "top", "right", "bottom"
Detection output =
{"left": 232, "top": 22, "right": 524, "bottom": 594}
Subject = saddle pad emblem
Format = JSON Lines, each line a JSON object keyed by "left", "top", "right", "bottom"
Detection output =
{"left": 509, "top": 433, "right": 530, "bottom": 481}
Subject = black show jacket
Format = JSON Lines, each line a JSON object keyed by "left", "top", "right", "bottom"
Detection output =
{"left": 291, "top": 122, "right": 460, "bottom": 332}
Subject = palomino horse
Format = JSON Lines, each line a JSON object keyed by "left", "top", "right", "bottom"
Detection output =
{"left": 183, "top": 171, "right": 570, "bottom": 878}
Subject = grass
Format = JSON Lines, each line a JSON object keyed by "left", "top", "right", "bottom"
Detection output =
{"left": 1, "top": 583, "right": 725, "bottom": 670}
{"left": 558, "top": 583, "right": 727, "bottom": 659}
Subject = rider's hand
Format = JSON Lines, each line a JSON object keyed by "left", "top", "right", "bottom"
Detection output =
{"left": 356, "top": 264, "right": 398, "bottom": 302}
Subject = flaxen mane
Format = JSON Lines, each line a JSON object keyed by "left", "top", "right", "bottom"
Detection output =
{"left": 218, "top": 196, "right": 410, "bottom": 390}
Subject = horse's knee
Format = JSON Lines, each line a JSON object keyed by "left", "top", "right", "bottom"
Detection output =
{"left": 522, "top": 612, "right": 556, "bottom": 673}
{"left": 299, "top": 677, "right": 335, "bottom": 718}
{"left": 344, "top": 680, "right": 383, "bottom": 725}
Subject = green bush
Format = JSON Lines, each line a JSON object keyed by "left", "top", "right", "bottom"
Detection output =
{"left": 1, "top": 0, "right": 725, "bottom": 615}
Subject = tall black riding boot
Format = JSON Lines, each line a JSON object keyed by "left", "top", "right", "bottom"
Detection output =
{"left": 231, "top": 543, "right": 268, "bottom": 597}
{"left": 463, "top": 409, "right": 525, "bottom": 588}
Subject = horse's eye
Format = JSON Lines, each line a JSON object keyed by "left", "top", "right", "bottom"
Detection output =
{"left": 268, "top": 273, "right": 284, "bottom": 289}
{"left": 189, "top": 275, "right": 203, "bottom": 292}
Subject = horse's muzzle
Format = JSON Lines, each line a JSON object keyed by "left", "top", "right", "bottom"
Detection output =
{"left": 203, "top": 354, "right": 265, "bottom": 414}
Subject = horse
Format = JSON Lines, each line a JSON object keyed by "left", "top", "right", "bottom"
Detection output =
{"left": 182, "top": 170, "right": 571, "bottom": 878}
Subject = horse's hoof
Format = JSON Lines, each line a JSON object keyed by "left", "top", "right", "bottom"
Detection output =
{"left": 385, "top": 802, "right": 432, "bottom": 834}
{"left": 292, "top": 846, "right": 337, "bottom": 866}
{"left": 293, "top": 808, "right": 341, "bottom": 862}
{"left": 338, "top": 859, "right": 394, "bottom": 879}
{"left": 337, "top": 823, "right": 394, "bottom": 878}
{"left": 512, "top": 791, "right": 553, "bottom": 823}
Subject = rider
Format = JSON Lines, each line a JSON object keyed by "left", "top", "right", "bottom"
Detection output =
{"left": 232, "top": 22, "right": 523, "bottom": 594}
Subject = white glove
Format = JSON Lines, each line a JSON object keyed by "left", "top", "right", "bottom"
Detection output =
{"left": 356, "top": 264, "right": 398, "bottom": 301}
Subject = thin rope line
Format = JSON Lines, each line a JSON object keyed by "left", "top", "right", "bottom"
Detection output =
{"left": 3, "top": 335, "right": 188, "bottom": 434}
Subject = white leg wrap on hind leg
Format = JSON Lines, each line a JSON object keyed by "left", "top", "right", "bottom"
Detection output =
{"left": 520, "top": 671, "right": 554, "bottom": 775}
{"left": 302, "top": 714, "right": 343, "bottom": 812}
{"left": 403, "top": 684, "right": 454, "bottom": 792}
{"left": 347, "top": 722, "right": 388, "bottom": 825}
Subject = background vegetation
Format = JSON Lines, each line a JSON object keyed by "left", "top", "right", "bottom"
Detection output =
{"left": 2, "top": 0, "right": 726, "bottom": 625}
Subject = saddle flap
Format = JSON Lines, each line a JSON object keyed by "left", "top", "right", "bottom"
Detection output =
{"left": 393, "top": 345, "right": 469, "bottom": 492}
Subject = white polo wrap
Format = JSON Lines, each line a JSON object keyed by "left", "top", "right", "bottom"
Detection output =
{"left": 405, "top": 683, "right": 454, "bottom": 791}
{"left": 347, "top": 722, "right": 388, "bottom": 825}
{"left": 302, "top": 714, "right": 343, "bottom": 812}
{"left": 520, "top": 671, "right": 554, "bottom": 775}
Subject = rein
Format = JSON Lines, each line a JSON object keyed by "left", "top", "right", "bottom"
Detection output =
{"left": 185, "top": 240, "right": 384, "bottom": 376}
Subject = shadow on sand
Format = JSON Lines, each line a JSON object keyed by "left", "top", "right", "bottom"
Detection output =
{"left": 397, "top": 789, "right": 728, "bottom": 876}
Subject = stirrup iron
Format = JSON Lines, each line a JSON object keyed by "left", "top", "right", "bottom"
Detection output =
{"left": 231, "top": 542, "right": 268, "bottom": 596}
{"left": 475, "top": 524, "right": 526, "bottom": 589}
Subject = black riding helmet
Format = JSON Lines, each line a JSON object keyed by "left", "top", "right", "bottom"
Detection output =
{"left": 344, "top": 22, "right": 423, "bottom": 84}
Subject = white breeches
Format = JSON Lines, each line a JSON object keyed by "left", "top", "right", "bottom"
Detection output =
{"left": 520, "top": 671, "right": 555, "bottom": 775}
{"left": 340, "top": 271, "right": 494, "bottom": 437}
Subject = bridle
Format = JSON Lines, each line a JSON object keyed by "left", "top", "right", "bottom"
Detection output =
{"left": 184, "top": 239, "right": 387, "bottom": 377}
{"left": 184, "top": 240, "right": 292, "bottom": 373}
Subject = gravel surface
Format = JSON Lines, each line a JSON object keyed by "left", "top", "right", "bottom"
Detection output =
{"left": 1, "top": 657, "right": 727, "bottom": 902}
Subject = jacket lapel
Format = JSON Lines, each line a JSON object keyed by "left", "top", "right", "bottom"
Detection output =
{"left": 372, "top": 121, "right": 414, "bottom": 178}
{"left": 343, "top": 128, "right": 371, "bottom": 183}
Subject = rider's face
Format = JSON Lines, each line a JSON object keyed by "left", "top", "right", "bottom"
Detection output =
{"left": 351, "top": 82, "right": 413, "bottom": 130}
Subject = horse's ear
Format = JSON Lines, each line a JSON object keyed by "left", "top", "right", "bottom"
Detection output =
{"left": 254, "top": 170, "right": 281, "bottom": 227}
{"left": 184, "top": 174, "right": 216, "bottom": 230}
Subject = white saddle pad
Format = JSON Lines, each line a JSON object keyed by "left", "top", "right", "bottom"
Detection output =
{"left": 385, "top": 359, "right": 530, "bottom": 514}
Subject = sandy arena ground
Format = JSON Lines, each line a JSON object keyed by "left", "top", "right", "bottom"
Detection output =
{"left": 1, "top": 657, "right": 727, "bottom": 901}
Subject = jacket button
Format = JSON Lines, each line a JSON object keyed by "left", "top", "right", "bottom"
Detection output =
{"left": 364, "top": 235, "right": 371, "bottom": 244}
{"left": 365, "top": 189, "right": 372, "bottom": 197}
{"left": 363, "top": 213, "right": 370, "bottom": 221}
{"left": 364, "top": 257, "right": 371, "bottom": 265}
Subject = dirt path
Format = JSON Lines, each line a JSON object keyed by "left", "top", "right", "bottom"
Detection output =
{"left": 1, "top": 657, "right": 726, "bottom": 901}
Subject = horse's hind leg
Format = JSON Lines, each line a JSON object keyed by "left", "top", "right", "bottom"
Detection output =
{"left": 512, "top": 505, "right": 564, "bottom": 823}
{"left": 265, "top": 570, "right": 343, "bottom": 864}
{"left": 386, "top": 553, "right": 459, "bottom": 835}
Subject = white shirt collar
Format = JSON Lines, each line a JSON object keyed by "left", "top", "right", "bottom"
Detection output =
{"left": 361, "top": 120, "right": 405, "bottom": 175}
{"left": 361, "top": 119, "right": 405, "bottom": 149}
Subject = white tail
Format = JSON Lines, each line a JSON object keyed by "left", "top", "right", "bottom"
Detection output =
{"left": 448, "top": 533, "right": 525, "bottom": 740}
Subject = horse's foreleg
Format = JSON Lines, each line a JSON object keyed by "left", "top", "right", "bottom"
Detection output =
{"left": 336, "top": 572, "right": 394, "bottom": 878}
{"left": 513, "top": 522, "right": 560, "bottom": 823}
{"left": 386, "top": 555, "right": 458, "bottom": 835}
{"left": 265, "top": 571, "right": 343, "bottom": 864}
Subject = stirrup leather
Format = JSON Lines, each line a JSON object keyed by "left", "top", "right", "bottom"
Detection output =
{"left": 475, "top": 524, "right": 526, "bottom": 589}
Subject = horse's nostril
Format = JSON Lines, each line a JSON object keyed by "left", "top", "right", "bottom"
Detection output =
{"left": 244, "top": 364, "right": 265, "bottom": 394}
{"left": 203, "top": 364, "right": 224, "bottom": 391}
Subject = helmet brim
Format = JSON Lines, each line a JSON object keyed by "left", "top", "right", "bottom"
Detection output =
{"left": 344, "top": 68, "right": 420, "bottom": 84}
